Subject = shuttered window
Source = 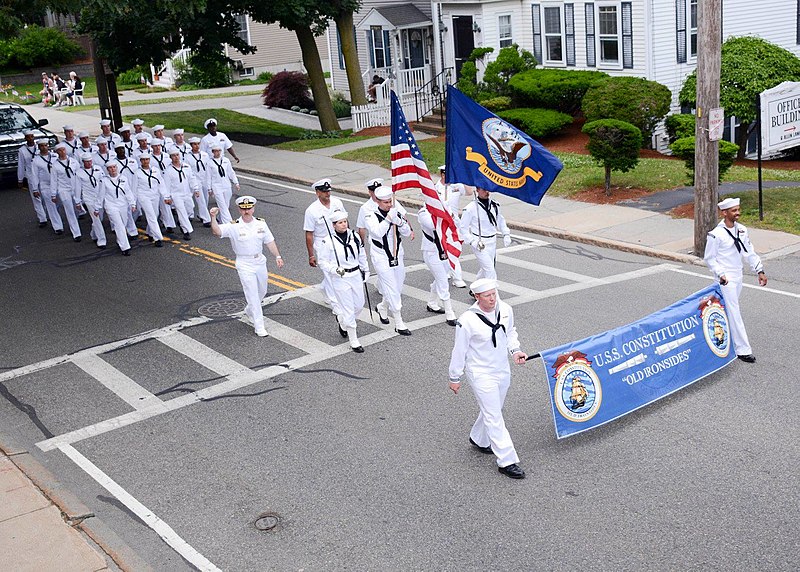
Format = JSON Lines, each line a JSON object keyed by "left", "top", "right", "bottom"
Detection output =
{"left": 532, "top": 4, "right": 543, "bottom": 64}
{"left": 622, "top": 2, "right": 633, "bottom": 68}
{"left": 586, "top": 3, "right": 596, "bottom": 67}
{"left": 676, "top": 0, "right": 687, "bottom": 63}
{"left": 544, "top": 5, "right": 564, "bottom": 64}
{"left": 689, "top": 0, "right": 698, "bottom": 58}
{"left": 565, "top": 4, "right": 576, "bottom": 66}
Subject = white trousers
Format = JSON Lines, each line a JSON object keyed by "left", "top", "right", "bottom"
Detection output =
{"left": 720, "top": 274, "right": 752, "bottom": 356}
{"left": 329, "top": 271, "right": 365, "bottom": 329}
{"left": 468, "top": 373, "right": 519, "bottom": 467}
{"left": 371, "top": 251, "right": 406, "bottom": 314}
{"left": 158, "top": 197, "right": 176, "bottom": 229}
{"left": 236, "top": 256, "right": 268, "bottom": 333}
{"left": 138, "top": 194, "right": 164, "bottom": 241}
{"left": 194, "top": 187, "right": 211, "bottom": 223}
{"left": 450, "top": 255, "right": 464, "bottom": 282}
{"left": 55, "top": 192, "right": 82, "bottom": 238}
{"left": 28, "top": 187, "right": 48, "bottom": 223}
{"left": 211, "top": 186, "right": 233, "bottom": 224}
{"left": 470, "top": 237, "right": 497, "bottom": 280}
{"left": 106, "top": 205, "right": 133, "bottom": 251}
{"left": 84, "top": 204, "right": 106, "bottom": 246}
{"left": 313, "top": 240, "right": 340, "bottom": 314}
{"left": 171, "top": 194, "right": 194, "bottom": 234}
{"left": 423, "top": 250, "right": 451, "bottom": 302}
{"left": 42, "top": 189, "right": 62, "bottom": 230}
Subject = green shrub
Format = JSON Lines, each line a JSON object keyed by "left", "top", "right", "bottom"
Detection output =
{"left": 117, "top": 66, "right": 151, "bottom": 86}
{"left": 456, "top": 47, "right": 494, "bottom": 100}
{"left": 482, "top": 44, "right": 537, "bottom": 97}
{"left": 497, "top": 108, "right": 573, "bottom": 138}
{"left": 257, "top": 71, "right": 273, "bottom": 83}
{"left": 479, "top": 96, "right": 512, "bottom": 113}
{"left": 582, "top": 76, "right": 671, "bottom": 146}
{"left": 669, "top": 136, "right": 739, "bottom": 184}
{"left": 177, "top": 84, "right": 198, "bottom": 91}
{"left": 331, "top": 92, "right": 351, "bottom": 118}
{"left": 509, "top": 68, "right": 608, "bottom": 114}
{"left": 4, "top": 26, "right": 81, "bottom": 68}
{"left": 187, "top": 53, "right": 231, "bottom": 88}
{"left": 300, "top": 130, "right": 348, "bottom": 140}
{"left": 582, "top": 119, "right": 642, "bottom": 195}
{"left": 664, "top": 114, "right": 696, "bottom": 143}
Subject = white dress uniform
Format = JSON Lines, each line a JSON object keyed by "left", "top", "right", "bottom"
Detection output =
{"left": 17, "top": 143, "right": 47, "bottom": 224}
{"left": 77, "top": 143, "right": 96, "bottom": 157}
{"left": 30, "top": 151, "right": 63, "bottom": 231}
{"left": 120, "top": 138, "right": 135, "bottom": 158}
{"left": 201, "top": 131, "right": 233, "bottom": 156}
{"left": 206, "top": 155, "right": 238, "bottom": 224}
{"left": 62, "top": 137, "right": 80, "bottom": 157}
{"left": 77, "top": 164, "right": 107, "bottom": 246}
{"left": 187, "top": 150, "right": 212, "bottom": 224}
{"left": 218, "top": 217, "right": 277, "bottom": 336}
{"left": 133, "top": 166, "right": 167, "bottom": 242}
{"left": 449, "top": 297, "right": 522, "bottom": 468}
{"left": 49, "top": 155, "right": 83, "bottom": 239}
{"left": 418, "top": 205, "right": 457, "bottom": 324}
{"left": 304, "top": 196, "right": 346, "bottom": 309}
{"left": 459, "top": 196, "right": 511, "bottom": 281}
{"left": 92, "top": 149, "right": 114, "bottom": 174}
{"left": 317, "top": 225, "right": 369, "bottom": 351}
{"left": 149, "top": 152, "right": 177, "bottom": 229}
{"left": 132, "top": 129, "right": 152, "bottom": 145}
{"left": 99, "top": 174, "right": 137, "bottom": 253}
{"left": 115, "top": 155, "right": 141, "bottom": 230}
{"left": 436, "top": 177, "right": 468, "bottom": 286}
{"left": 703, "top": 219, "right": 764, "bottom": 357}
{"left": 133, "top": 144, "right": 151, "bottom": 163}
{"left": 365, "top": 203, "right": 413, "bottom": 330}
{"left": 100, "top": 129, "right": 122, "bottom": 148}
{"left": 163, "top": 161, "right": 198, "bottom": 236}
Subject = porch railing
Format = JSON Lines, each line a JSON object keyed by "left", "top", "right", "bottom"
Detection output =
{"left": 414, "top": 67, "right": 454, "bottom": 124}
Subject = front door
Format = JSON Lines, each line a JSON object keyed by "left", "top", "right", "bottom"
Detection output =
{"left": 408, "top": 29, "right": 425, "bottom": 69}
{"left": 452, "top": 16, "right": 475, "bottom": 78}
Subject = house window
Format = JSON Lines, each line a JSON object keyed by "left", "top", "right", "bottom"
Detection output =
{"left": 498, "top": 15, "right": 513, "bottom": 48}
{"left": 240, "top": 67, "right": 254, "bottom": 78}
{"left": 233, "top": 14, "right": 249, "bottom": 45}
{"left": 370, "top": 26, "right": 387, "bottom": 68}
{"left": 597, "top": 4, "right": 620, "bottom": 65}
{"left": 689, "top": 0, "right": 698, "bottom": 58}
{"left": 543, "top": 5, "right": 564, "bottom": 63}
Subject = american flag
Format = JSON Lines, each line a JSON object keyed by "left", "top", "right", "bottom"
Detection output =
{"left": 390, "top": 91, "right": 462, "bottom": 269}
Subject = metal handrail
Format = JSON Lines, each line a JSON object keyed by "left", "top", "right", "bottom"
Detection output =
{"left": 413, "top": 67, "right": 454, "bottom": 125}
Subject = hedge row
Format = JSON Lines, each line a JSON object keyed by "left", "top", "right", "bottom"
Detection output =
{"left": 497, "top": 108, "right": 573, "bottom": 138}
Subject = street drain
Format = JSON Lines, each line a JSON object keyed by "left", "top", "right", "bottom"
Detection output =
{"left": 198, "top": 298, "right": 247, "bottom": 318}
{"left": 254, "top": 512, "right": 281, "bottom": 532}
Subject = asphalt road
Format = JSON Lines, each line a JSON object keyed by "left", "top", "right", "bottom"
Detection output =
{"left": 1, "top": 175, "right": 798, "bottom": 571}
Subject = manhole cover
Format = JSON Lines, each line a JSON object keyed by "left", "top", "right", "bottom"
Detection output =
{"left": 254, "top": 512, "right": 281, "bottom": 532}
{"left": 198, "top": 299, "right": 247, "bottom": 318}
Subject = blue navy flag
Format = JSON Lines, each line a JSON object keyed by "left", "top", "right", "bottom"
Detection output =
{"left": 445, "top": 85, "right": 563, "bottom": 206}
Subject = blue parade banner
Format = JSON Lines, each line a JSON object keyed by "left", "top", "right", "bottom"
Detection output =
{"left": 445, "top": 85, "right": 563, "bottom": 206}
{"left": 540, "top": 284, "right": 736, "bottom": 439}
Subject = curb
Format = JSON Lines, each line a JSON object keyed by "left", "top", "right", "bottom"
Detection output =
{"left": 237, "top": 166, "right": 705, "bottom": 266}
{"left": 0, "top": 434, "right": 153, "bottom": 572}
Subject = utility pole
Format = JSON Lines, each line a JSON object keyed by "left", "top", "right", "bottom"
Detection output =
{"left": 693, "top": 0, "right": 722, "bottom": 256}
{"left": 89, "top": 40, "right": 123, "bottom": 130}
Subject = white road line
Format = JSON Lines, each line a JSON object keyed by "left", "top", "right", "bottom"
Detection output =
{"left": 158, "top": 331, "right": 250, "bottom": 377}
{"left": 238, "top": 175, "right": 364, "bottom": 206}
{"left": 260, "top": 317, "right": 334, "bottom": 355}
{"left": 667, "top": 267, "right": 800, "bottom": 299}
{"left": 71, "top": 354, "right": 164, "bottom": 411}
{"left": 58, "top": 444, "right": 221, "bottom": 572}
{"left": 458, "top": 271, "right": 535, "bottom": 297}
{"left": 495, "top": 254, "right": 599, "bottom": 283}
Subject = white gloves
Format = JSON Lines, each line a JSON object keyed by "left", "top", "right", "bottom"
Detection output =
{"left": 503, "top": 234, "right": 512, "bottom": 247}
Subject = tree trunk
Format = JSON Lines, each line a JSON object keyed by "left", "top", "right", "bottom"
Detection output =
{"left": 735, "top": 121, "right": 752, "bottom": 159}
{"left": 336, "top": 13, "right": 367, "bottom": 106}
{"left": 604, "top": 165, "right": 612, "bottom": 196}
{"left": 295, "top": 27, "right": 340, "bottom": 132}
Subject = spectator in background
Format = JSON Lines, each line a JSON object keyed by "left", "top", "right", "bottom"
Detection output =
{"left": 52, "top": 73, "right": 68, "bottom": 106}
{"left": 39, "top": 72, "right": 54, "bottom": 106}
{"left": 65, "top": 72, "right": 82, "bottom": 106}
{"left": 367, "top": 75, "right": 385, "bottom": 103}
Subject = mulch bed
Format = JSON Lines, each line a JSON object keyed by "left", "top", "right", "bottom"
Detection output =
{"left": 230, "top": 131, "right": 295, "bottom": 146}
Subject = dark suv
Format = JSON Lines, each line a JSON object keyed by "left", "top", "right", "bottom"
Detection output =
{"left": 0, "top": 102, "right": 59, "bottom": 178}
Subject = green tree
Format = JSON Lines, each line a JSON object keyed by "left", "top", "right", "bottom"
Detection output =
{"left": 582, "top": 119, "right": 642, "bottom": 196}
{"left": 482, "top": 44, "right": 537, "bottom": 97}
{"left": 669, "top": 137, "right": 739, "bottom": 185}
{"left": 328, "top": 1, "right": 365, "bottom": 106}
{"left": 456, "top": 47, "right": 493, "bottom": 100}
{"left": 0, "top": 0, "right": 50, "bottom": 41}
{"left": 680, "top": 36, "right": 800, "bottom": 157}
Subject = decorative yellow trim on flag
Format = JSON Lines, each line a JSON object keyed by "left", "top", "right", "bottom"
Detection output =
{"left": 465, "top": 147, "right": 543, "bottom": 188}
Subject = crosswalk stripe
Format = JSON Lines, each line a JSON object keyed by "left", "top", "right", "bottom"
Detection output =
{"left": 258, "top": 317, "right": 335, "bottom": 355}
{"left": 158, "top": 331, "right": 250, "bottom": 377}
{"left": 71, "top": 354, "right": 164, "bottom": 411}
{"left": 494, "top": 254, "right": 599, "bottom": 283}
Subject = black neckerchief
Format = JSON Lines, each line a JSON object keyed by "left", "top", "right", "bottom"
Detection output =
{"left": 58, "top": 159, "right": 73, "bottom": 178}
{"left": 172, "top": 164, "right": 185, "bottom": 183}
{"left": 83, "top": 168, "right": 97, "bottom": 187}
{"left": 153, "top": 154, "right": 165, "bottom": 170}
{"left": 119, "top": 160, "right": 134, "bottom": 176}
{"left": 473, "top": 309, "right": 506, "bottom": 348}
{"left": 26, "top": 145, "right": 36, "bottom": 158}
{"left": 41, "top": 153, "right": 52, "bottom": 172}
{"left": 722, "top": 225, "right": 747, "bottom": 253}
{"left": 335, "top": 230, "right": 356, "bottom": 260}
{"left": 109, "top": 177, "right": 125, "bottom": 198}
{"left": 373, "top": 209, "right": 401, "bottom": 265}
{"left": 477, "top": 197, "right": 498, "bottom": 226}
{"left": 97, "top": 152, "right": 110, "bottom": 164}
{"left": 211, "top": 158, "right": 225, "bottom": 178}
{"left": 177, "top": 144, "right": 188, "bottom": 159}
{"left": 124, "top": 141, "right": 134, "bottom": 155}
{"left": 143, "top": 168, "right": 160, "bottom": 188}
{"left": 191, "top": 153, "right": 206, "bottom": 171}
{"left": 64, "top": 139, "right": 77, "bottom": 152}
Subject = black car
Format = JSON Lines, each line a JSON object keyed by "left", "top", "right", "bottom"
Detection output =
{"left": 0, "top": 102, "right": 59, "bottom": 180}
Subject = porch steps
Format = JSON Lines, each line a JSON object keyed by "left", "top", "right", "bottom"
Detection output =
{"left": 412, "top": 106, "right": 446, "bottom": 136}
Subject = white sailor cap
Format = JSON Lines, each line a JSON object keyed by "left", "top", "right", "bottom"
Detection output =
{"left": 118, "top": 125, "right": 131, "bottom": 133}
{"left": 54, "top": 142, "right": 67, "bottom": 151}
{"left": 717, "top": 197, "right": 740, "bottom": 210}
{"left": 23, "top": 129, "right": 35, "bottom": 136}
{"left": 78, "top": 130, "right": 89, "bottom": 138}
{"left": 138, "top": 152, "right": 151, "bottom": 160}
{"left": 365, "top": 177, "right": 383, "bottom": 192}
{"left": 173, "top": 128, "right": 184, "bottom": 135}
{"left": 374, "top": 185, "right": 392, "bottom": 200}
{"left": 150, "top": 138, "right": 164, "bottom": 146}
{"left": 106, "top": 159, "right": 120, "bottom": 169}
{"left": 209, "top": 143, "right": 223, "bottom": 151}
{"left": 80, "top": 152, "right": 93, "bottom": 162}
{"left": 330, "top": 210, "right": 348, "bottom": 223}
{"left": 152, "top": 124, "right": 165, "bottom": 131}
{"left": 131, "top": 118, "right": 144, "bottom": 126}
{"left": 236, "top": 195, "right": 257, "bottom": 208}
{"left": 114, "top": 141, "right": 127, "bottom": 149}
{"left": 470, "top": 278, "right": 497, "bottom": 295}
{"left": 188, "top": 136, "right": 201, "bottom": 144}
{"left": 99, "top": 119, "right": 112, "bottom": 126}
{"left": 167, "top": 146, "right": 181, "bottom": 155}
{"left": 95, "top": 136, "right": 108, "bottom": 145}
{"left": 312, "top": 178, "right": 332, "bottom": 191}
{"left": 62, "top": 125, "right": 74, "bottom": 131}
{"left": 36, "top": 138, "right": 49, "bottom": 146}
{"left": 438, "top": 164, "right": 446, "bottom": 172}
{"left": 204, "top": 118, "right": 217, "bottom": 128}
{"left": 135, "top": 133, "right": 149, "bottom": 141}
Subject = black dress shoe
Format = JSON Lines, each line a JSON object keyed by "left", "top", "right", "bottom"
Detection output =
{"left": 165, "top": 227, "right": 175, "bottom": 234}
{"left": 97, "top": 244, "right": 107, "bottom": 250}
{"left": 38, "top": 221, "right": 47, "bottom": 228}
{"left": 737, "top": 354, "right": 756, "bottom": 363}
{"left": 446, "top": 319, "right": 457, "bottom": 326}
{"left": 352, "top": 345, "right": 364, "bottom": 353}
{"left": 498, "top": 463, "right": 526, "bottom": 479}
{"left": 395, "top": 328, "right": 412, "bottom": 336}
{"left": 183, "top": 232, "right": 191, "bottom": 240}
{"left": 121, "top": 249, "right": 131, "bottom": 256}
{"left": 73, "top": 236, "right": 82, "bottom": 242}
{"left": 128, "top": 234, "right": 138, "bottom": 241}
{"left": 55, "top": 229, "right": 64, "bottom": 235}
{"left": 337, "top": 320, "right": 347, "bottom": 338}
{"left": 426, "top": 305, "right": 445, "bottom": 314}
{"left": 145, "top": 235, "right": 153, "bottom": 242}
{"left": 469, "top": 437, "right": 493, "bottom": 454}
{"left": 203, "top": 222, "right": 212, "bottom": 228}
{"left": 376, "top": 306, "right": 390, "bottom": 325}
{"left": 154, "top": 240, "right": 163, "bottom": 247}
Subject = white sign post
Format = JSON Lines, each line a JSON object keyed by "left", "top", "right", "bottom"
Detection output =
{"left": 708, "top": 108, "right": 725, "bottom": 141}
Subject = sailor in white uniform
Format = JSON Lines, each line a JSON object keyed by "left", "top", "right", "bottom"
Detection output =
{"left": 49, "top": 142, "right": 83, "bottom": 241}
{"left": 76, "top": 153, "right": 107, "bottom": 249}
{"left": 187, "top": 136, "right": 212, "bottom": 227}
{"left": 201, "top": 117, "right": 239, "bottom": 163}
{"left": 365, "top": 185, "right": 413, "bottom": 334}
{"left": 132, "top": 133, "right": 150, "bottom": 162}
{"left": 317, "top": 210, "right": 370, "bottom": 353}
{"left": 206, "top": 143, "right": 239, "bottom": 224}
{"left": 61, "top": 125, "right": 80, "bottom": 157}
{"left": 151, "top": 125, "right": 174, "bottom": 148}
{"left": 148, "top": 138, "right": 176, "bottom": 233}
{"left": 304, "top": 178, "right": 346, "bottom": 311}
{"left": 30, "top": 140, "right": 63, "bottom": 234}
{"left": 131, "top": 119, "right": 152, "bottom": 145}
{"left": 17, "top": 130, "right": 47, "bottom": 227}
{"left": 435, "top": 165, "right": 469, "bottom": 288}
{"left": 92, "top": 137, "right": 113, "bottom": 174}
{"left": 132, "top": 153, "right": 166, "bottom": 247}
{"left": 448, "top": 278, "right": 528, "bottom": 480}
{"left": 459, "top": 188, "right": 511, "bottom": 282}
{"left": 77, "top": 131, "right": 96, "bottom": 157}
{"left": 99, "top": 119, "right": 122, "bottom": 148}
{"left": 418, "top": 203, "right": 457, "bottom": 326}
{"left": 163, "top": 146, "right": 198, "bottom": 240}
{"left": 118, "top": 126, "right": 135, "bottom": 158}
{"left": 99, "top": 160, "right": 137, "bottom": 256}
{"left": 210, "top": 196, "right": 284, "bottom": 337}
{"left": 703, "top": 197, "right": 768, "bottom": 363}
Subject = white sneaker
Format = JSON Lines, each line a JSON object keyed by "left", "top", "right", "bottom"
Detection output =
{"left": 255, "top": 329, "right": 268, "bottom": 337}
{"left": 452, "top": 279, "right": 467, "bottom": 288}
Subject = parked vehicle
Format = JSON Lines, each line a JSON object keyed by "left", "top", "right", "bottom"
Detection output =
{"left": 0, "top": 102, "right": 58, "bottom": 179}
